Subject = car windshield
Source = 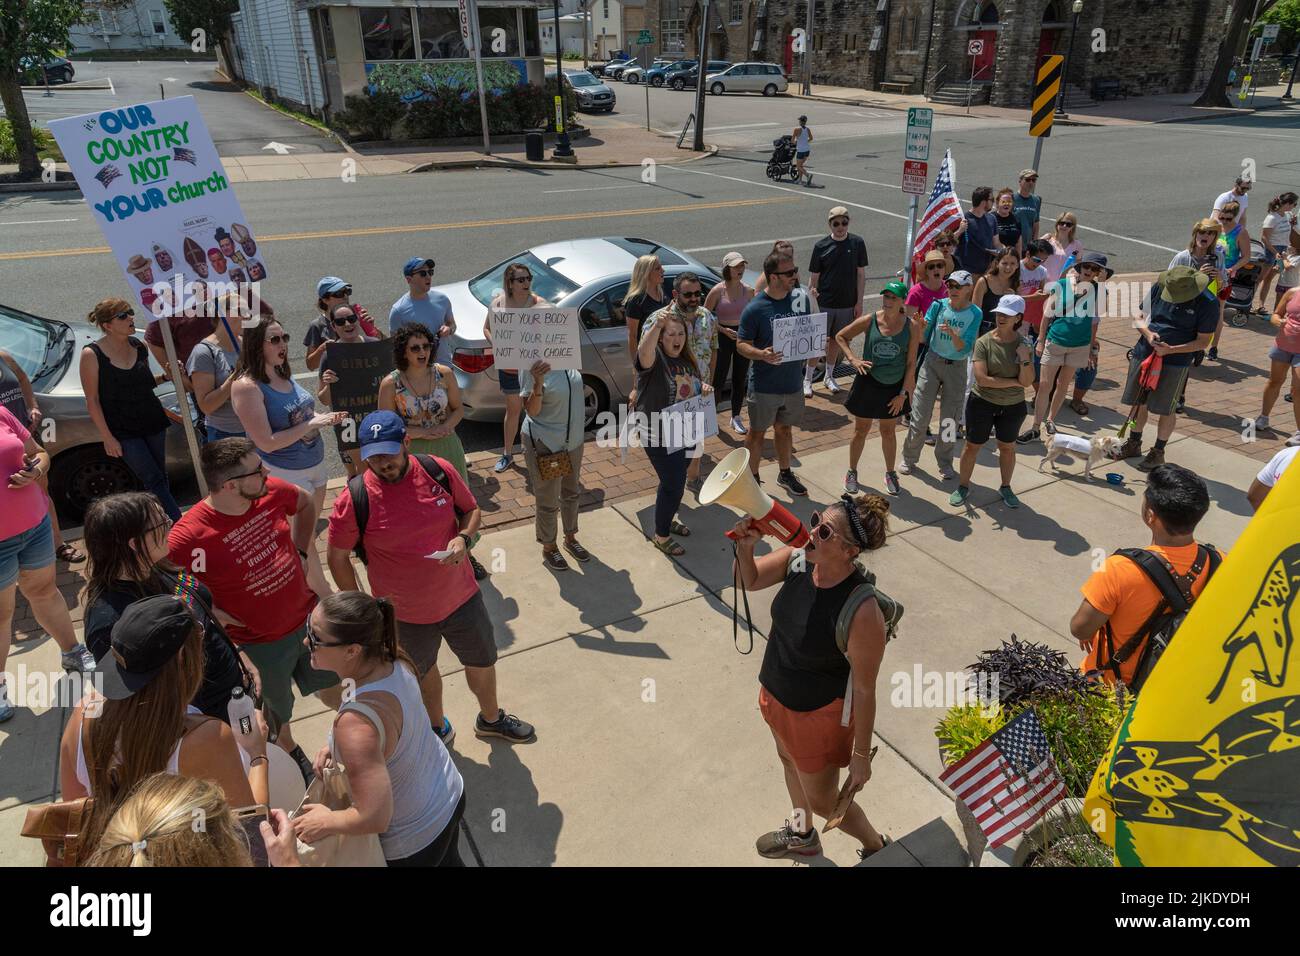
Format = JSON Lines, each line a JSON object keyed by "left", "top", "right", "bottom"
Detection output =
{"left": 0, "top": 304, "right": 72, "bottom": 390}
{"left": 468, "top": 252, "right": 581, "bottom": 307}
{"left": 568, "top": 72, "right": 599, "bottom": 87}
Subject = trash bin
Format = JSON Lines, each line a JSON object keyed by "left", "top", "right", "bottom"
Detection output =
{"left": 525, "top": 130, "right": 545, "bottom": 162}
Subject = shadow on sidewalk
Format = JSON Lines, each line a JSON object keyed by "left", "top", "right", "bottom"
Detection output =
{"left": 453, "top": 742, "right": 562, "bottom": 866}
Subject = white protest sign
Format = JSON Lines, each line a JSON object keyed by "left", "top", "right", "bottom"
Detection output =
{"left": 661, "top": 391, "right": 718, "bottom": 455}
{"left": 48, "top": 97, "right": 268, "bottom": 319}
{"left": 772, "top": 312, "right": 828, "bottom": 363}
{"left": 488, "top": 308, "right": 583, "bottom": 370}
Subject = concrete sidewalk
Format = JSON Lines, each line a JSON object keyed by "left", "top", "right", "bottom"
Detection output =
{"left": 792, "top": 82, "right": 1300, "bottom": 127}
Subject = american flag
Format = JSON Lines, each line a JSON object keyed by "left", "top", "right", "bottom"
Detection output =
{"left": 939, "top": 708, "right": 1066, "bottom": 849}
{"left": 94, "top": 164, "right": 122, "bottom": 188}
{"left": 173, "top": 147, "right": 197, "bottom": 165}
{"left": 912, "top": 148, "right": 964, "bottom": 263}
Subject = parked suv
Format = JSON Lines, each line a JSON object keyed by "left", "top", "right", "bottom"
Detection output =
{"left": 644, "top": 59, "right": 687, "bottom": 86}
{"left": 706, "top": 62, "right": 788, "bottom": 96}
{"left": 560, "top": 68, "right": 616, "bottom": 111}
{"left": 666, "top": 60, "right": 731, "bottom": 90}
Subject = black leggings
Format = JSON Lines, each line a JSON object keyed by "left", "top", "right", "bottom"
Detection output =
{"left": 387, "top": 792, "right": 467, "bottom": 867}
{"left": 713, "top": 331, "right": 750, "bottom": 415}
{"left": 645, "top": 445, "right": 689, "bottom": 538}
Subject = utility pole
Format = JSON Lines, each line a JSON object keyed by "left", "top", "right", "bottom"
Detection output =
{"left": 692, "top": 0, "right": 711, "bottom": 150}
{"left": 582, "top": 0, "right": 590, "bottom": 70}
{"left": 553, "top": 0, "right": 575, "bottom": 157}
{"left": 1284, "top": 42, "right": 1299, "bottom": 99}
{"left": 802, "top": 0, "right": 815, "bottom": 95}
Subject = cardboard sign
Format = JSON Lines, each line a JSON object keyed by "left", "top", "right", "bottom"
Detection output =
{"left": 323, "top": 340, "right": 395, "bottom": 449}
{"left": 488, "top": 308, "right": 583, "bottom": 370}
{"left": 772, "top": 312, "right": 828, "bottom": 363}
{"left": 662, "top": 391, "right": 718, "bottom": 454}
{"left": 48, "top": 98, "right": 269, "bottom": 318}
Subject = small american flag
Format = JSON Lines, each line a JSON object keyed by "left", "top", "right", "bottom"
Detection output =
{"left": 912, "top": 148, "right": 964, "bottom": 263}
{"left": 173, "top": 147, "right": 197, "bottom": 165}
{"left": 94, "top": 164, "right": 122, "bottom": 188}
{"left": 939, "top": 708, "right": 1066, "bottom": 849}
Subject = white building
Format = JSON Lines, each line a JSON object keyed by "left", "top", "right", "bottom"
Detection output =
{"left": 70, "top": 0, "right": 190, "bottom": 52}
{"left": 538, "top": 10, "right": 588, "bottom": 57}
{"left": 584, "top": 0, "right": 622, "bottom": 59}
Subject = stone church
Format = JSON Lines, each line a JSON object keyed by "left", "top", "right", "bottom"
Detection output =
{"left": 643, "top": 0, "right": 1231, "bottom": 107}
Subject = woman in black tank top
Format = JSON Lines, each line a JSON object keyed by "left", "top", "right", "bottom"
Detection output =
{"left": 732, "top": 493, "right": 892, "bottom": 862}
{"left": 972, "top": 249, "right": 1020, "bottom": 336}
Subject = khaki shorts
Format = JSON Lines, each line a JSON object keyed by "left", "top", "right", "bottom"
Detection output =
{"left": 1040, "top": 340, "right": 1091, "bottom": 368}
{"left": 747, "top": 389, "right": 805, "bottom": 431}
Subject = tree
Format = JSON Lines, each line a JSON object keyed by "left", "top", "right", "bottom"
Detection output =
{"left": 162, "top": 0, "right": 239, "bottom": 67}
{"left": 1195, "top": 0, "right": 1279, "bottom": 108}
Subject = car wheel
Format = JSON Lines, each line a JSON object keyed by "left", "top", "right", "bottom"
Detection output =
{"left": 582, "top": 376, "right": 609, "bottom": 430}
{"left": 49, "top": 445, "right": 139, "bottom": 524}
{"left": 652, "top": 76, "right": 664, "bottom": 87}
{"left": 627, "top": 75, "right": 637, "bottom": 83}
{"left": 710, "top": 82, "right": 724, "bottom": 95}
{"left": 671, "top": 78, "right": 685, "bottom": 91}
{"left": 763, "top": 84, "right": 778, "bottom": 97}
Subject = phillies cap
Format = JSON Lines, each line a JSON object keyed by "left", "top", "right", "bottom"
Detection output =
{"left": 358, "top": 410, "right": 407, "bottom": 460}
{"left": 402, "top": 256, "right": 436, "bottom": 277}
{"left": 99, "top": 595, "right": 198, "bottom": 701}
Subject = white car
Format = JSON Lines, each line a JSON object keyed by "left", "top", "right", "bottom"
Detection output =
{"left": 705, "top": 62, "right": 789, "bottom": 96}
{"left": 622, "top": 60, "right": 670, "bottom": 83}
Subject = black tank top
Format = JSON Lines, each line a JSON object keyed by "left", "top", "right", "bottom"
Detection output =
{"left": 759, "top": 563, "right": 867, "bottom": 711}
{"left": 979, "top": 283, "right": 1006, "bottom": 335}
{"left": 89, "top": 339, "right": 170, "bottom": 439}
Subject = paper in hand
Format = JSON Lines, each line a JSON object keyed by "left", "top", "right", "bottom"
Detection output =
{"left": 425, "top": 548, "right": 453, "bottom": 560}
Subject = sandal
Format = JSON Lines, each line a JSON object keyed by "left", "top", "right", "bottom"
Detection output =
{"left": 653, "top": 537, "right": 686, "bottom": 557}
{"left": 669, "top": 519, "right": 691, "bottom": 537}
{"left": 56, "top": 544, "right": 86, "bottom": 564}
{"left": 1069, "top": 398, "right": 1089, "bottom": 416}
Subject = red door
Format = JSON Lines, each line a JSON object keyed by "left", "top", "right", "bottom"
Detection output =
{"left": 970, "top": 29, "right": 997, "bottom": 80}
{"left": 1035, "top": 29, "right": 1061, "bottom": 82}
{"left": 784, "top": 34, "right": 794, "bottom": 75}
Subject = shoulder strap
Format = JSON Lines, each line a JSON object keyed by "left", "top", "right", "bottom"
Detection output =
{"left": 412, "top": 454, "right": 466, "bottom": 518}
{"left": 347, "top": 471, "right": 370, "bottom": 559}
{"left": 1117, "top": 546, "right": 1205, "bottom": 614}
{"left": 835, "top": 582, "right": 878, "bottom": 656}
{"left": 339, "top": 699, "right": 387, "bottom": 753}
{"left": 180, "top": 714, "right": 220, "bottom": 740}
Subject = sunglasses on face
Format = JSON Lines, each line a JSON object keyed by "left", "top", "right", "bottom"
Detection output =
{"left": 411, "top": 269, "right": 434, "bottom": 279}
{"left": 1028, "top": 256, "right": 1043, "bottom": 264}
{"left": 407, "top": 342, "right": 432, "bottom": 353}
{"left": 808, "top": 510, "right": 847, "bottom": 543}
{"left": 114, "top": 309, "right": 136, "bottom": 320}
{"left": 1078, "top": 265, "right": 1103, "bottom": 275}
{"left": 946, "top": 281, "right": 965, "bottom": 289}
{"left": 679, "top": 290, "right": 702, "bottom": 299}
{"left": 510, "top": 275, "right": 532, "bottom": 284}
{"left": 265, "top": 333, "right": 290, "bottom": 345}
{"left": 774, "top": 267, "right": 799, "bottom": 277}
{"left": 331, "top": 314, "right": 357, "bottom": 327}
{"left": 926, "top": 265, "right": 945, "bottom": 272}
{"left": 831, "top": 219, "right": 849, "bottom": 228}
{"left": 327, "top": 286, "right": 353, "bottom": 298}
{"left": 305, "top": 618, "right": 348, "bottom": 651}
{"left": 1057, "top": 222, "right": 1072, "bottom": 228}
{"left": 937, "top": 243, "right": 955, "bottom": 249}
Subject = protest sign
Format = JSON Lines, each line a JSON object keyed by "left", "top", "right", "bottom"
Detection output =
{"left": 488, "top": 308, "right": 583, "bottom": 370}
{"left": 772, "top": 312, "right": 828, "bottom": 363}
{"left": 48, "top": 97, "right": 269, "bottom": 318}
{"left": 323, "top": 340, "right": 395, "bottom": 451}
{"left": 662, "top": 391, "right": 718, "bottom": 455}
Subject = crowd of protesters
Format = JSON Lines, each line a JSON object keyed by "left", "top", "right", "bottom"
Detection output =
{"left": 2, "top": 163, "right": 1297, "bottom": 869}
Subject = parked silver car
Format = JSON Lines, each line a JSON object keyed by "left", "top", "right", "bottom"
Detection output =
{"left": 1, "top": 301, "right": 196, "bottom": 522}
{"left": 560, "top": 68, "right": 616, "bottom": 112}
{"left": 706, "top": 62, "right": 789, "bottom": 96}
{"left": 434, "top": 238, "right": 732, "bottom": 426}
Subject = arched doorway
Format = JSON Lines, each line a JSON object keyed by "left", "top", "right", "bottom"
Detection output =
{"left": 687, "top": 3, "right": 728, "bottom": 60}
{"left": 1036, "top": 0, "right": 1066, "bottom": 83}
{"left": 955, "top": 0, "right": 999, "bottom": 81}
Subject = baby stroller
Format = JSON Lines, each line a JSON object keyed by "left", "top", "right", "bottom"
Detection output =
{"left": 766, "top": 135, "right": 800, "bottom": 182}
{"left": 1225, "top": 238, "right": 1266, "bottom": 327}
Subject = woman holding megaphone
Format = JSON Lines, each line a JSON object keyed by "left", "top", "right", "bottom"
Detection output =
{"left": 732, "top": 494, "right": 892, "bottom": 861}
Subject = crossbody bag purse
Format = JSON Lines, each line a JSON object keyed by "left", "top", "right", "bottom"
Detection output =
{"left": 535, "top": 374, "right": 575, "bottom": 480}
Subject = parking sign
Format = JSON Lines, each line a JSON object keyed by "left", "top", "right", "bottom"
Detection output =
{"left": 906, "top": 107, "right": 932, "bottom": 161}
{"left": 902, "top": 161, "right": 928, "bottom": 195}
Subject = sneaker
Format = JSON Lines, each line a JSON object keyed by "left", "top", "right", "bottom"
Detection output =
{"left": 826, "top": 376, "right": 842, "bottom": 394}
{"left": 756, "top": 821, "right": 822, "bottom": 859}
{"left": 884, "top": 471, "right": 901, "bottom": 496}
{"left": 925, "top": 429, "right": 936, "bottom": 446}
{"left": 434, "top": 716, "right": 456, "bottom": 746}
{"left": 1112, "top": 435, "right": 1142, "bottom": 460}
{"left": 564, "top": 538, "right": 592, "bottom": 563}
{"left": 1136, "top": 447, "right": 1165, "bottom": 472}
{"left": 61, "top": 643, "right": 96, "bottom": 674}
{"left": 999, "top": 486, "right": 1021, "bottom": 509}
{"left": 543, "top": 549, "right": 570, "bottom": 571}
{"left": 1254, "top": 415, "right": 1270, "bottom": 431}
{"left": 1016, "top": 427, "right": 1041, "bottom": 445}
{"left": 493, "top": 453, "right": 512, "bottom": 473}
{"left": 844, "top": 469, "right": 859, "bottom": 494}
{"left": 0, "top": 682, "right": 13, "bottom": 723}
{"left": 1287, "top": 431, "right": 1300, "bottom": 447}
{"left": 470, "top": 555, "right": 489, "bottom": 580}
{"left": 856, "top": 834, "right": 893, "bottom": 861}
{"left": 806, "top": 173, "right": 814, "bottom": 186}
{"left": 1207, "top": 346, "right": 1219, "bottom": 362}
{"left": 475, "top": 709, "right": 536, "bottom": 743}
{"left": 1175, "top": 398, "right": 1186, "bottom": 414}
{"left": 802, "top": 379, "right": 813, "bottom": 398}
{"left": 949, "top": 485, "right": 970, "bottom": 506}
{"left": 899, "top": 460, "right": 915, "bottom": 475}
{"left": 289, "top": 744, "right": 316, "bottom": 787}
{"left": 777, "top": 469, "right": 808, "bottom": 496}
{"left": 938, "top": 465, "right": 958, "bottom": 481}
{"left": 730, "top": 416, "right": 748, "bottom": 436}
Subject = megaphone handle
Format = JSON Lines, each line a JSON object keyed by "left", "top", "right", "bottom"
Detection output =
{"left": 724, "top": 529, "right": 741, "bottom": 541}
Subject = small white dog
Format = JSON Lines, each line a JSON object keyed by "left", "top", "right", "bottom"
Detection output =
{"left": 1038, "top": 432, "right": 1126, "bottom": 479}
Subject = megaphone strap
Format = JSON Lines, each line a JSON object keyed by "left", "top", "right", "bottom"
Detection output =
{"left": 732, "top": 544, "right": 755, "bottom": 655}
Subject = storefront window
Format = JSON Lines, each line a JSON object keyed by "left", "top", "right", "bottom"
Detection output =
{"left": 477, "top": 7, "right": 519, "bottom": 57}
{"left": 417, "top": 7, "right": 468, "bottom": 58}
{"left": 360, "top": 7, "right": 415, "bottom": 60}
{"left": 523, "top": 8, "right": 540, "bottom": 56}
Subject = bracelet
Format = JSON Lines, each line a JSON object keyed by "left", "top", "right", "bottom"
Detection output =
{"left": 249, "top": 755, "right": 268, "bottom": 766}
{"left": 853, "top": 747, "right": 875, "bottom": 760}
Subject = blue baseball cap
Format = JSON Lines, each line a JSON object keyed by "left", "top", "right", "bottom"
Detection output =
{"left": 358, "top": 410, "right": 407, "bottom": 460}
{"left": 316, "top": 276, "right": 348, "bottom": 298}
{"left": 402, "top": 256, "right": 435, "bottom": 277}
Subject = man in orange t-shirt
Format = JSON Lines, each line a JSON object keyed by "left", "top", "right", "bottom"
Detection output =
{"left": 1069, "top": 464, "right": 1220, "bottom": 686}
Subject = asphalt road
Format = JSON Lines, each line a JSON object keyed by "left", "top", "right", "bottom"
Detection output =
{"left": 4, "top": 78, "right": 1299, "bottom": 490}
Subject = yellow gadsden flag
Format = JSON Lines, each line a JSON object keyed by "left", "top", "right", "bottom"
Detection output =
{"left": 1084, "top": 456, "right": 1300, "bottom": 866}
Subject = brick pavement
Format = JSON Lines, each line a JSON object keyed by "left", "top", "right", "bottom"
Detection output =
{"left": 13, "top": 272, "right": 1293, "bottom": 640}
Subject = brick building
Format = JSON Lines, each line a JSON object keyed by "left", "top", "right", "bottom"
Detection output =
{"left": 754, "top": 0, "right": 1230, "bottom": 107}
{"left": 642, "top": 0, "right": 760, "bottom": 61}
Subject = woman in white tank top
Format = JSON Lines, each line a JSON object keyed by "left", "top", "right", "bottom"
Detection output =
{"left": 292, "top": 592, "right": 466, "bottom": 866}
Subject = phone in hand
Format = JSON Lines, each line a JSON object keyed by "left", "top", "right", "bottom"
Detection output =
{"left": 233, "top": 804, "right": 271, "bottom": 867}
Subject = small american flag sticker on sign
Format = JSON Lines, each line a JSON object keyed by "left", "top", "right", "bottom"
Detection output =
{"left": 94, "top": 164, "right": 123, "bottom": 188}
{"left": 173, "top": 146, "right": 197, "bottom": 165}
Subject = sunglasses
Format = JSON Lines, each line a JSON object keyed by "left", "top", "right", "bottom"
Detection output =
{"left": 265, "top": 333, "right": 290, "bottom": 345}
{"left": 407, "top": 342, "right": 433, "bottom": 352}
{"left": 679, "top": 290, "right": 702, "bottom": 299}
{"left": 510, "top": 275, "right": 533, "bottom": 284}
{"left": 1027, "top": 255, "right": 1043, "bottom": 264}
{"left": 227, "top": 461, "right": 267, "bottom": 482}
{"left": 305, "top": 618, "right": 348, "bottom": 651}
{"left": 1056, "top": 222, "right": 1072, "bottom": 228}
{"left": 808, "top": 510, "right": 847, "bottom": 544}
{"left": 945, "top": 281, "right": 966, "bottom": 289}
{"left": 1195, "top": 229, "right": 1217, "bottom": 236}
{"left": 773, "top": 267, "right": 799, "bottom": 277}
{"left": 926, "top": 265, "right": 945, "bottom": 272}
{"left": 326, "top": 286, "right": 353, "bottom": 298}
{"left": 831, "top": 219, "right": 849, "bottom": 228}
{"left": 411, "top": 269, "right": 434, "bottom": 279}
{"left": 331, "top": 314, "right": 357, "bottom": 327}
{"left": 114, "top": 308, "right": 136, "bottom": 320}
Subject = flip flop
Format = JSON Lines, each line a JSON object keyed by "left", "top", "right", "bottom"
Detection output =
{"left": 55, "top": 544, "right": 86, "bottom": 564}
{"left": 669, "top": 519, "right": 691, "bottom": 537}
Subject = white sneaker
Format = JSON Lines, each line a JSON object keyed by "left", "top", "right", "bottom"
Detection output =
{"left": 730, "top": 416, "right": 747, "bottom": 436}
{"left": 802, "top": 380, "right": 813, "bottom": 398}
{"left": 1288, "top": 431, "right": 1300, "bottom": 447}
{"left": 826, "top": 376, "right": 842, "bottom": 394}
{"left": 899, "top": 460, "right": 915, "bottom": 475}
{"left": 1255, "top": 415, "right": 1270, "bottom": 431}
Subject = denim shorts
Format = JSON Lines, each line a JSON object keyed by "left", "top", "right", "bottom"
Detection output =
{"left": 0, "top": 514, "right": 55, "bottom": 590}
{"left": 498, "top": 369, "right": 521, "bottom": 395}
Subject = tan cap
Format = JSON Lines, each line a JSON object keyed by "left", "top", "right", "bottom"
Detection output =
{"left": 828, "top": 205, "right": 849, "bottom": 221}
{"left": 722, "top": 251, "right": 746, "bottom": 269}
{"left": 1019, "top": 168, "right": 1038, "bottom": 180}
{"left": 923, "top": 249, "right": 947, "bottom": 265}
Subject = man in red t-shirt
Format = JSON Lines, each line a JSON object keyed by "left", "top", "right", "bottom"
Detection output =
{"left": 168, "top": 437, "right": 338, "bottom": 779}
{"left": 328, "top": 411, "right": 535, "bottom": 747}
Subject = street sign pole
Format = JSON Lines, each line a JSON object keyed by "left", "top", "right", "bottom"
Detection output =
{"left": 1032, "top": 135, "right": 1044, "bottom": 175}
{"left": 552, "top": 0, "right": 575, "bottom": 158}
{"left": 692, "top": 0, "right": 710, "bottom": 151}
{"left": 901, "top": 107, "right": 931, "bottom": 276}
{"left": 462, "top": 0, "right": 491, "bottom": 155}
{"left": 1029, "top": 55, "right": 1062, "bottom": 174}
{"left": 637, "top": 35, "right": 654, "bottom": 132}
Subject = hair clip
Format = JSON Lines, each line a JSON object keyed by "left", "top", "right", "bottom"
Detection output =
{"left": 131, "top": 839, "right": 148, "bottom": 853}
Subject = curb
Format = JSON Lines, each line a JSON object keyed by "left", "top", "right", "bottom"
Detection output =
{"left": 407, "top": 143, "right": 718, "bottom": 173}
{"left": 0, "top": 180, "right": 80, "bottom": 194}
{"left": 18, "top": 80, "right": 112, "bottom": 92}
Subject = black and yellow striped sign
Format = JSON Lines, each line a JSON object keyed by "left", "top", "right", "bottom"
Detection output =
{"left": 1030, "top": 55, "right": 1063, "bottom": 137}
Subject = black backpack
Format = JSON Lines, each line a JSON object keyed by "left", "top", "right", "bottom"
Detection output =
{"left": 346, "top": 454, "right": 465, "bottom": 566}
{"left": 1092, "top": 544, "right": 1221, "bottom": 694}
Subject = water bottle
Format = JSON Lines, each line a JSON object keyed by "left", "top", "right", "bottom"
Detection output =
{"left": 227, "top": 686, "right": 256, "bottom": 744}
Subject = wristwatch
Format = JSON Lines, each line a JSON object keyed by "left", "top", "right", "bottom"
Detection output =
{"left": 458, "top": 532, "right": 473, "bottom": 550}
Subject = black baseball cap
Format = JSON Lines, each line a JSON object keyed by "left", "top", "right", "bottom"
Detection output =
{"left": 99, "top": 595, "right": 198, "bottom": 700}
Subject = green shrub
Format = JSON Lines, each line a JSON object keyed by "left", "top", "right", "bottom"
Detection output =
{"left": 0, "top": 121, "right": 59, "bottom": 164}
{"left": 332, "top": 91, "right": 406, "bottom": 141}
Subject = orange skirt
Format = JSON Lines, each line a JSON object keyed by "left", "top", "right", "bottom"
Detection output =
{"left": 759, "top": 685, "right": 853, "bottom": 774}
